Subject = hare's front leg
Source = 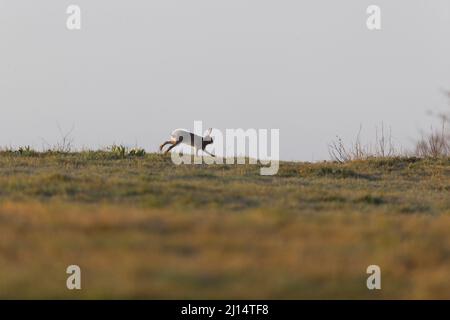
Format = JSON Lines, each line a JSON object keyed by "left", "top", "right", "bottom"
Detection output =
{"left": 203, "top": 149, "right": 216, "bottom": 158}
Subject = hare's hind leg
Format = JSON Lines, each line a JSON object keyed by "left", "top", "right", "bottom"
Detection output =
{"left": 165, "top": 136, "right": 183, "bottom": 154}
{"left": 159, "top": 140, "right": 174, "bottom": 152}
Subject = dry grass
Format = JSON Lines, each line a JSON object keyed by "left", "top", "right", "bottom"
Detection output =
{"left": 415, "top": 91, "right": 450, "bottom": 158}
{"left": 329, "top": 123, "right": 398, "bottom": 163}
{"left": 416, "top": 120, "right": 450, "bottom": 158}
{"left": 0, "top": 152, "right": 449, "bottom": 299}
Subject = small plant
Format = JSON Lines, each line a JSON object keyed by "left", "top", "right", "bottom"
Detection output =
{"left": 128, "top": 148, "right": 146, "bottom": 157}
{"left": 109, "top": 144, "right": 127, "bottom": 158}
{"left": 54, "top": 125, "right": 75, "bottom": 153}
{"left": 17, "top": 146, "right": 37, "bottom": 156}
{"left": 107, "top": 145, "right": 146, "bottom": 158}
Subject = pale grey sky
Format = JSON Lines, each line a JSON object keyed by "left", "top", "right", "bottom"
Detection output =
{"left": 1, "top": 1, "right": 449, "bottom": 160}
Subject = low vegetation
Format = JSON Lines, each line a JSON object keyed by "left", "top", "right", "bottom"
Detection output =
{"left": 0, "top": 151, "right": 449, "bottom": 298}
{"left": 330, "top": 95, "right": 450, "bottom": 162}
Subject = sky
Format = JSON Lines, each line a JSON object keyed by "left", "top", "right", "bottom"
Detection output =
{"left": 1, "top": 0, "right": 449, "bottom": 160}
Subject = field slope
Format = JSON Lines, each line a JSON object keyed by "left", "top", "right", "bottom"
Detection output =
{"left": 0, "top": 152, "right": 449, "bottom": 299}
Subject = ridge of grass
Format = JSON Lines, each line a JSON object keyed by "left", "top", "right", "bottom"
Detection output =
{"left": 0, "top": 153, "right": 449, "bottom": 298}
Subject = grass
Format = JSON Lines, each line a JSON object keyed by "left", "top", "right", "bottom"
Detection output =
{"left": 0, "top": 151, "right": 449, "bottom": 299}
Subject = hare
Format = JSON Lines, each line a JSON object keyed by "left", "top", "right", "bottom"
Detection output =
{"left": 160, "top": 128, "right": 215, "bottom": 157}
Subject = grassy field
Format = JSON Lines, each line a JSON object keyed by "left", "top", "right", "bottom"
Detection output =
{"left": 0, "top": 151, "right": 449, "bottom": 299}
